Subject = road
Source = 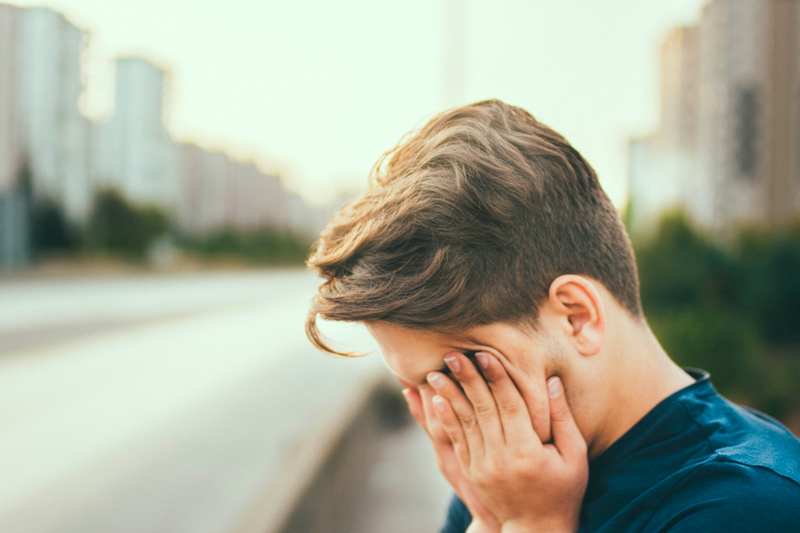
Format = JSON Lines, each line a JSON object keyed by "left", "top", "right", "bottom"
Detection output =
{"left": 0, "top": 270, "right": 451, "bottom": 533}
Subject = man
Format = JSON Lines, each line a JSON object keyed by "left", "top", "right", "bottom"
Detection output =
{"left": 305, "top": 100, "right": 800, "bottom": 532}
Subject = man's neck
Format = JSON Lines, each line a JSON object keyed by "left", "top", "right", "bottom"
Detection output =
{"left": 584, "top": 321, "right": 696, "bottom": 460}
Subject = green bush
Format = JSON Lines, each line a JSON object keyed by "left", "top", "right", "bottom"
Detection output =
{"left": 86, "top": 189, "right": 168, "bottom": 259}
{"left": 30, "top": 197, "right": 77, "bottom": 254}
{"left": 736, "top": 225, "right": 800, "bottom": 344}
{"left": 637, "top": 213, "right": 736, "bottom": 312}
{"left": 182, "top": 228, "right": 310, "bottom": 265}
{"left": 648, "top": 308, "right": 760, "bottom": 398}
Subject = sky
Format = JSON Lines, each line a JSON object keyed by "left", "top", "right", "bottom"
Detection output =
{"left": 8, "top": 0, "right": 708, "bottom": 207}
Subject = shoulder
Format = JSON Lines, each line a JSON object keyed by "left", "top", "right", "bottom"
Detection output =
{"left": 678, "top": 390, "right": 800, "bottom": 483}
{"left": 645, "top": 458, "right": 800, "bottom": 533}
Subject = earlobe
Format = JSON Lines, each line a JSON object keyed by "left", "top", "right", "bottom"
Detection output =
{"left": 548, "top": 275, "right": 606, "bottom": 356}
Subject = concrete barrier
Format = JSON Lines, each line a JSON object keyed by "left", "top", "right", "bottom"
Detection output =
{"left": 232, "top": 372, "right": 400, "bottom": 533}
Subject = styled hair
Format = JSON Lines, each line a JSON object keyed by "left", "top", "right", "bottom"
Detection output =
{"left": 306, "top": 100, "right": 641, "bottom": 354}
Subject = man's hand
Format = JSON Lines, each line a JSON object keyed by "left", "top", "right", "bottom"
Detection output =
{"left": 400, "top": 381, "right": 501, "bottom": 533}
{"left": 427, "top": 351, "right": 588, "bottom": 533}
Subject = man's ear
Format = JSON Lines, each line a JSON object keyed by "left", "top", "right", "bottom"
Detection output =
{"left": 546, "top": 275, "right": 606, "bottom": 356}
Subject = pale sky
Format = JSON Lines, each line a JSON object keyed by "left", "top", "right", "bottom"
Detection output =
{"left": 9, "top": 0, "right": 708, "bottom": 207}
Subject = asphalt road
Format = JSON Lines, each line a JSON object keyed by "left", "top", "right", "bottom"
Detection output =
{"left": 0, "top": 270, "right": 452, "bottom": 533}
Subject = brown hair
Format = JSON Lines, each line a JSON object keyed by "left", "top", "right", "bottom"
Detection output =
{"left": 306, "top": 100, "right": 641, "bottom": 354}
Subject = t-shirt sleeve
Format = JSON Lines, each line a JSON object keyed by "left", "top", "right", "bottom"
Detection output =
{"left": 645, "top": 461, "right": 800, "bottom": 533}
{"left": 440, "top": 494, "right": 472, "bottom": 533}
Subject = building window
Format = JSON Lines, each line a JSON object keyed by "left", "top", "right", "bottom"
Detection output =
{"left": 736, "top": 87, "right": 758, "bottom": 178}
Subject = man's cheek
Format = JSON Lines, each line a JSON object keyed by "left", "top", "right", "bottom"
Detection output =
{"left": 393, "top": 373, "right": 416, "bottom": 390}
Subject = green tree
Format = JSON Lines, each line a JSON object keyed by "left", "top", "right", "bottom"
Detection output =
{"left": 182, "top": 227, "right": 310, "bottom": 265}
{"left": 30, "top": 198, "right": 75, "bottom": 253}
{"left": 636, "top": 212, "right": 736, "bottom": 312}
{"left": 648, "top": 308, "right": 760, "bottom": 398}
{"left": 87, "top": 189, "right": 168, "bottom": 259}
{"left": 737, "top": 224, "right": 800, "bottom": 344}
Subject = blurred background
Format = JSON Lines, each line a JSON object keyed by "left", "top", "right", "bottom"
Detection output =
{"left": 0, "top": 0, "right": 799, "bottom": 532}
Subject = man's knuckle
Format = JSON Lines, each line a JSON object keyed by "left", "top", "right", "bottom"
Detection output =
{"left": 474, "top": 403, "right": 495, "bottom": 419}
{"left": 497, "top": 400, "right": 521, "bottom": 416}
{"left": 459, "top": 413, "right": 477, "bottom": 430}
{"left": 550, "top": 406, "right": 570, "bottom": 421}
{"left": 513, "top": 447, "right": 533, "bottom": 464}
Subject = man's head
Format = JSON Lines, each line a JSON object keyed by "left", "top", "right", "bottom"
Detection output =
{"left": 306, "top": 100, "right": 685, "bottom": 455}
{"left": 308, "top": 97, "right": 640, "bottom": 344}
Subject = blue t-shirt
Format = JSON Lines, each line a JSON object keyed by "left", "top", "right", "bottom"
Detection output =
{"left": 441, "top": 369, "right": 800, "bottom": 532}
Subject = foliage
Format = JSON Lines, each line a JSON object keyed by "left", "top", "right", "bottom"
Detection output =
{"left": 736, "top": 224, "right": 800, "bottom": 344}
{"left": 637, "top": 214, "right": 736, "bottom": 311}
{"left": 15, "top": 158, "right": 75, "bottom": 255}
{"left": 29, "top": 198, "right": 77, "bottom": 254}
{"left": 86, "top": 189, "right": 169, "bottom": 259}
{"left": 182, "top": 228, "right": 310, "bottom": 265}
{"left": 634, "top": 213, "right": 800, "bottom": 421}
{"left": 647, "top": 308, "right": 760, "bottom": 398}
{"left": 21, "top": 184, "right": 309, "bottom": 265}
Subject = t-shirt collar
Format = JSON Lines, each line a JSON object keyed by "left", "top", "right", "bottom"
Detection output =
{"left": 588, "top": 368, "right": 713, "bottom": 478}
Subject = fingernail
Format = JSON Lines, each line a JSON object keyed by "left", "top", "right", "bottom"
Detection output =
{"left": 433, "top": 395, "right": 446, "bottom": 412}
{"left": 401, "top": 388, "right": 411, "bottom": 402}
{"left": 475, "top": 352, "right": 489, "bottom": 369}
{"left": 548, "top": 377, "right": 562, "bottom": 399}
{"left": 427, "top": 373, "right": 444, "bottom": 389}
{"left": 444, "top": 355, "right": 460, "bottom": 373}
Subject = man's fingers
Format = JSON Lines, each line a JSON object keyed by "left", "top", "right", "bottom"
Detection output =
{"left": 431, "top": 394, "right": 471, "bottom": 469}
{"left": 479, "top": 352, "right": 539, "bottom": 448}
{"left": 419, "top": 385, "right": 451, "bottom": 443}
{"left": 547, "top": 377, "right": 587, "bottom": 460}
{"left": 504, "top": 363, "right": 552, "bottom": 444}
{"left": 443, "top": 352, "right": 505, "bottom": 448}
{"left": 427, "top": 371, "right": 486, "bottom": 461}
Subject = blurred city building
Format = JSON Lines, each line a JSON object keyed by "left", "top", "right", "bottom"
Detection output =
{"left": 17, "top": 6, "right": 91, "bottom": 222}
{"left": 0, "top": 4, "right": 23, "bottom": 196}
{"left": 177, "top": 145, "right": 229, "bottom": 233}
{"left": 176, "top": 145, "right": 290, "bottom": 234}
{"left": 0, "top": 3, "right": 326, "bottom": 268}
{"left": 0, "top": 4, "right": 92, "bottom": 266}
{"left": 628, "top": 0, "right": 800, "bottom": 236}
{"left": 93, "top": 58, "right": 180, "bottom": 212}
{"left": 0, "top": 5, "right": 28, "bottom": 267}
{"left": 224, "top": 160, "right": 287, "bottom": 231}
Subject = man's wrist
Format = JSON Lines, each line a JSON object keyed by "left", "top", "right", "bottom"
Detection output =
{"left": 501, "top": 519, "right": 576, "bottom": 533}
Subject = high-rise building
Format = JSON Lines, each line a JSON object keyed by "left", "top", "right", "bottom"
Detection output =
{"left": 696, "top": 0, "right": 800, "bottom": 229}
{"left": 224, "top": 161, "right": 287, "bottom": 231}
{"left": 177, "top": 144, "right": 230, "bottom": 233}
{"left": 177, "top": 144, "right": 294, "bottom": 235}
{"left": 17, "top": 7, "right": 92, "bottom": 220}
{"left": 628, "top": 26, "right": 699, "bottom": 235}
{"left": 0, "top": 4, "right": 23, "bottom": 195}
{"left": 94, "top": 58, "right": 179, "bottom": 212}
{"left": 629, "top": 0, "right": 800, "bottom": 235}
{"left": 1, "top": 4, "right": 88, "bottom": 266}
